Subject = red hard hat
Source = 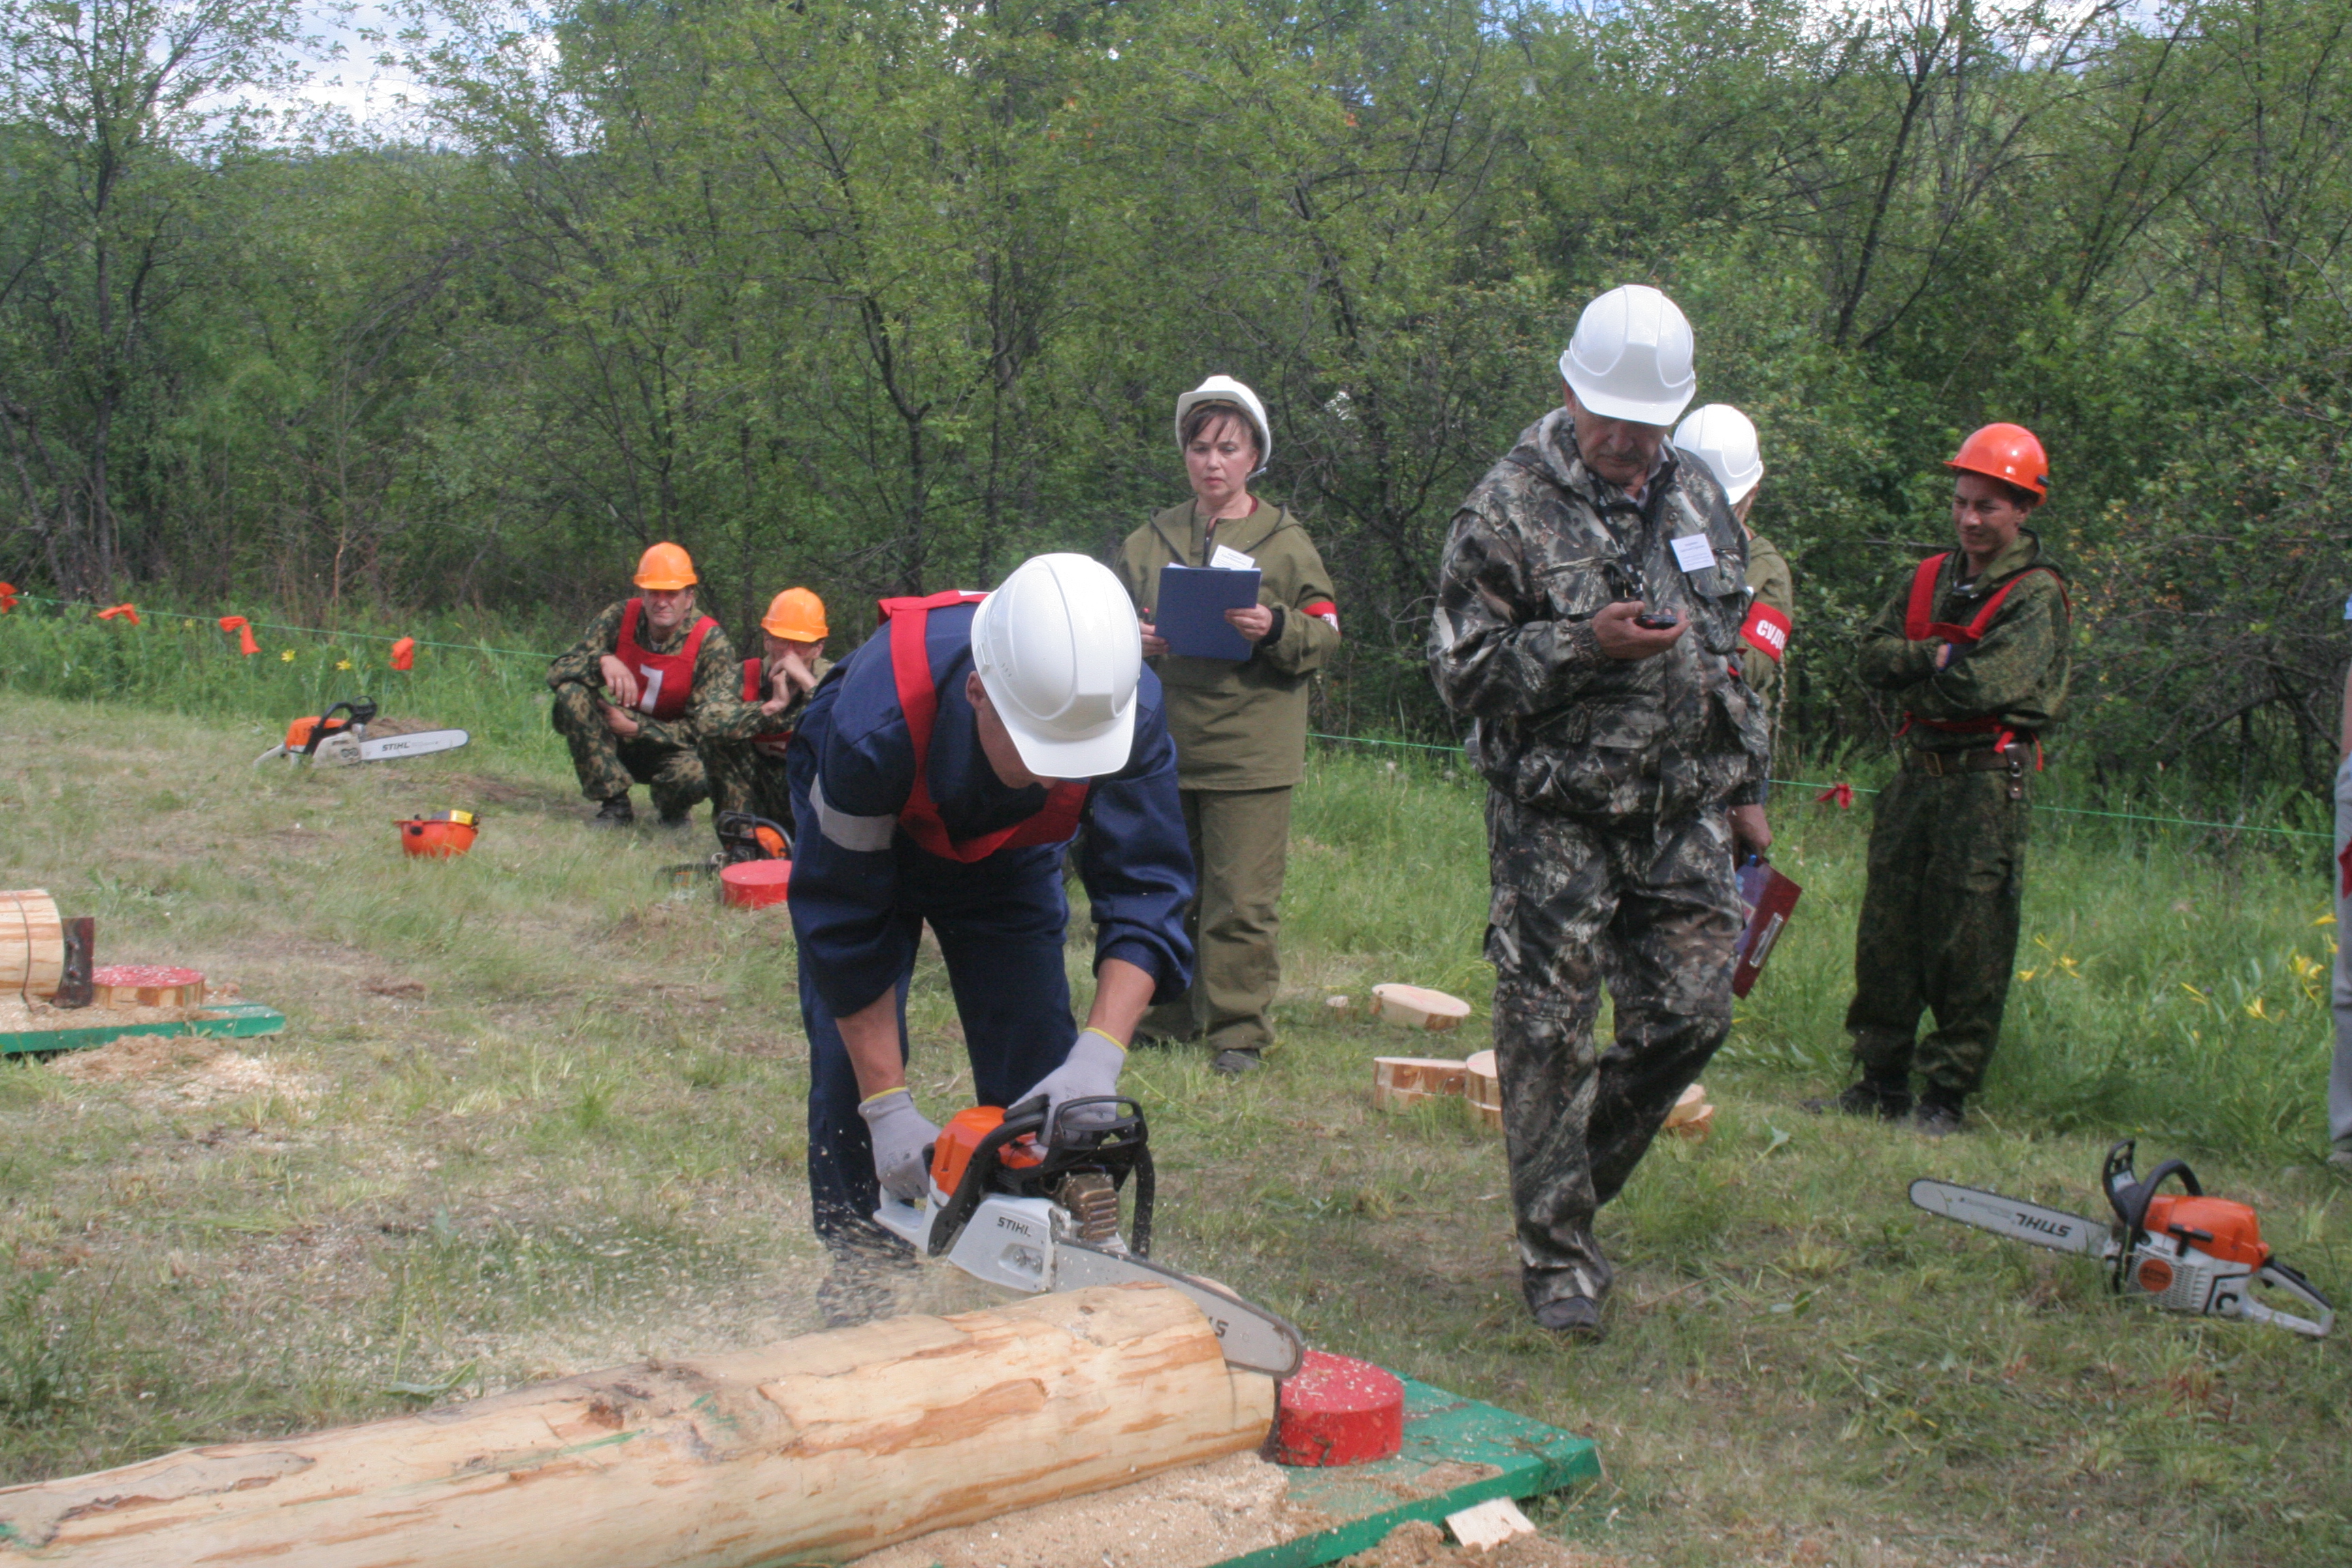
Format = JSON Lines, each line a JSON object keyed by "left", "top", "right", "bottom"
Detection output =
{"left": 1946, "top": 423, "right": 2048, "bottom": 498}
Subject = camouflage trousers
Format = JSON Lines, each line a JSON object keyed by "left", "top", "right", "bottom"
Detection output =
{"left": 1484, "top": 791, "right": 1741, "bottom": 1312}
{"left": 1844, "top": 766, "right": 2031, "bottom": 1099}
{"left": 702, "top": 737, "right": 795, "bottom": 830}
{"left": 548, "top": 683, "right": 708, "bottom": 817}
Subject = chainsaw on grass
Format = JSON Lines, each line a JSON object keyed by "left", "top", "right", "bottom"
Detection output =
{"left": 1910, "top": 1139, "right": 2334, "bottom": 1339}
{"left": 252, "top": 698, "right": 470, "bottom": 768}
{"left": 875, "top": 1094, "right": 1305, "bottom": 1377}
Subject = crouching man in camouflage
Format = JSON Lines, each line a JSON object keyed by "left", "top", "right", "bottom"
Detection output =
{"left": 1429, "top": 286, "right": 1770, "bottom": 1341}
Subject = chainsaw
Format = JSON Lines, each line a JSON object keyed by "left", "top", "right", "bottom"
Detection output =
{"left": 1910, "top": 1139, "right": 2334, "bottom": 1339}
{"left": 875, "top": 1094, "right": 1305, "bottom": 1377}
{"left": 253, "top": 698, "right": 470, "bottom": 767}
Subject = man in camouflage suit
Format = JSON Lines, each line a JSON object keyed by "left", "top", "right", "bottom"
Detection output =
{"left": 700, "top": 588, "right": 833, "bottom": 848}
{"left": 545, "top": 542, "right": 736, "bottom": 828}
{"left": 1430, "top": 287, "right": 1770, "bottom": 1340}
{"left": 1817, "top": 424, "right": 2070, "bottom": 1134}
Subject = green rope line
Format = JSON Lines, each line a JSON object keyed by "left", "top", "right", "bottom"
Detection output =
{"left": 10, "top": 598, "right": 2332, "bottom": 842}
{"left": 1310, "top": 733, "right": 2334, "bottom": 841}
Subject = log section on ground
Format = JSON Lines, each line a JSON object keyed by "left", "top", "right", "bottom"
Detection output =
{"left": 0, "top": 1284, "right": 1275, "bottom": 1567}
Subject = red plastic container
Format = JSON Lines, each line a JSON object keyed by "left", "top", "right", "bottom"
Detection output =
{"left": 397, "top": 812, "right": 479, "bottom": 859}
{"left": 720, "top": 859, "right": 791, "bottom": 909}
{"left": 1269, "top": 1350, "right": 1405, "bottom": 1467}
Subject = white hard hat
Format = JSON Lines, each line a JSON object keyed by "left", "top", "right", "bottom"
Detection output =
{"left": 1558, "top": 285, "right": 1698, "bottom": 427}
{"left": 1173, "top": 374, "right": 1272, "bottom": 476}
{"left": 1673, "top": 404, "right": 1763, "bottom": 506}
{"left": 970, "top": 554, "right": 1143, "bottom": 779}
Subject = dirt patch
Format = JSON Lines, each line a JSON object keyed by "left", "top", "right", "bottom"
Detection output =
{"left": 851, "top": 1452, "right": 1312, "bottom": 1568}
{"left": 46, "top": 1034, "right": 316, "bottom": 1107}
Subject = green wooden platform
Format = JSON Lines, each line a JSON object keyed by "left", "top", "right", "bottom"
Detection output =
{"left": 1, "top": 1001, "right": 287, "bottom": 1056}
{"left": 1212, "top": 1375, "right": 1600, "bottom": 1567}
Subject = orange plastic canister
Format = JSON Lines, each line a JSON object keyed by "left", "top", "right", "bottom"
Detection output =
{"left": 719, "top": 859, "right": 791, "bottom": 909}
{"left": 397, "top": 811, "right": 479, "bottom": 859}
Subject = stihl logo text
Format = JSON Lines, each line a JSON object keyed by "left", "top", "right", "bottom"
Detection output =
{"left": 2014, "top": 1211, "right": 2073, "bottom": 1239}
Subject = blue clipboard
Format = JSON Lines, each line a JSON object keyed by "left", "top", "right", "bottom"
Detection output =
{"left": 1154, "top": 564, "right": 1262, "bottom": 661}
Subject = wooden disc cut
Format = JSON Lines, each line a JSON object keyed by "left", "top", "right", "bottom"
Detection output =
{"left": 1271, "top": 1350, "right": 1405, "bottom": 1467}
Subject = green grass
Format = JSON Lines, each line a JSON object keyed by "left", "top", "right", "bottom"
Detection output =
{"left": 0, "top": 685, "right": 2346, "bottom": 1565}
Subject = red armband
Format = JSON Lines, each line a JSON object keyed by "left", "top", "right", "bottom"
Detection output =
{"left": 1740, "top": 601, "right": 1791, "bottom": 662}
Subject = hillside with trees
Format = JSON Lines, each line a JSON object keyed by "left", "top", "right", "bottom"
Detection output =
{"left": 4, "top": 0, "right": 2351, "bottom": 802}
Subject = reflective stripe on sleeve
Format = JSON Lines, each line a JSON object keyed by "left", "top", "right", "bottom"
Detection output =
{"left": 811, "top": 775, "right": 897, "bottom": 853}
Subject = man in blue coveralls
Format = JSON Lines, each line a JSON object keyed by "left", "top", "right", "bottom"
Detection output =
{"left": 786, "top": 553, "right": 1196, "bottom": 1326}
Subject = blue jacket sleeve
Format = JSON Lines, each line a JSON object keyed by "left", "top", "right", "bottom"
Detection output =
{"left": 786, "top": 662, "right": 920, "bottom": 1019}
{"left": 1075, "top": 676, "right": 1196, "bottom": 1003}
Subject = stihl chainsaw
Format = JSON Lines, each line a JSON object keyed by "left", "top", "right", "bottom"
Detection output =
{"left": 875, "top": 1095, "right": 1305, "bottom": 1377}
{"left": 253, "top": 698, "right": 470, "bottom": 767}
{"left": 1911, "top": 1139, "right": 2334, "bottom": 1339}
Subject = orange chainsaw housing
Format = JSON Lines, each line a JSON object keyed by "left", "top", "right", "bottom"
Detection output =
{"left": 2143, "top": 1194, "right": 2270, "bottom": 1267}
{"left": 929, "top": 1106, "right": 1042, "bottom": 1196}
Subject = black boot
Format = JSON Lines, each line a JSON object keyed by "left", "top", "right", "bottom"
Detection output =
{"left": 589, "top": 794, "right": 634, "bottom": 828}
{"left": 1802, "top": 1069, "right": 1911, "bottom": 1120}
{"left": 1909, "top": 1092, "right": 1967, "bottom": 1137}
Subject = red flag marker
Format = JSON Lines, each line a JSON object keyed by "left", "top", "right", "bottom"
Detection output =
{"left": 218, "top": 615, "right": 260, "bottom": 655}
{"left": 1814, "top": 781, "right": 1854, "bottom": 808}
{"left": 95, "top": 603, "right": 140, "bottom": 625}
{"left": 390, "top": 636, "right": 416, "bottom": 671}
{"left": 0, "top": 582, "right": 17, "bottom": 613}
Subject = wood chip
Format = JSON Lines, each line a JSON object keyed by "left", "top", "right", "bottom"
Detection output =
{"left": 1445, "top": 1496, "right": 1536, "bottom": 1551}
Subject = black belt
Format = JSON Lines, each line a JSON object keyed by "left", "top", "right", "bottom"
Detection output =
{"left": 1904, "top": 749, "right": 2014, "bottom": 776}
{"left": 1905, "top": 745, "right": 2028, "bottom": 800}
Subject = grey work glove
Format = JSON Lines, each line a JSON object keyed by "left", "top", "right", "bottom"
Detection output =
{"left": 1017, "top": 1028, "right": 1127, "bottom": 1134}
{"left": 858, "top": 1088, "right": 941, "bottom": 1202}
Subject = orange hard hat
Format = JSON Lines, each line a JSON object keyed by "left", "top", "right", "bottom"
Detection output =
{"left": 1946, "top": 423, "right": 2048, "bottom": 498}
{"left": 634, "top": 541, "right": 699, "bottom": 590}
{"left": 762, "top": 587, "right": 829, "bottom": 642}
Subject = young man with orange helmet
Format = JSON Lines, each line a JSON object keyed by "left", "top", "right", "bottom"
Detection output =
{"left": 700, "top": 587, "right": 834, "bottom": 844}
{"left": 1812, "top": 424, "right": 2072, "bottom": 1134}
{"left": 545, "top": 542, "right": 738, "bottom": 828}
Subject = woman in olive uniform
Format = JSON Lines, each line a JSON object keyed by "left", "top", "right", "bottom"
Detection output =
{"left": 1113, "top": 376, "right": 1341, "bottom": 1075}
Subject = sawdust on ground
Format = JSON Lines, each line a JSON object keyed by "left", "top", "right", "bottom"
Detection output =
{"left": 42, "top": 1033, "right": 316, "bottom": 1107}
{"left": 851, "top": 1452, "right": 1312, "bottom": 1568}
{"left": 0, "top": 994, "right": 216, "bottom": 1032}
{"left": 850, "top": 1453, "right": 1625, "bottom": 1568}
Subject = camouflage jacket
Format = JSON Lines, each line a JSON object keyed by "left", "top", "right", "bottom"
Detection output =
{"left": 1428, "top": 408, "right": 1769, "bottom": 821}
{"left": 1857, "top": 529, "right": 2070, "bottom": 753}
{"left": 545, "top": 598, "right": 739, "bottom": 751}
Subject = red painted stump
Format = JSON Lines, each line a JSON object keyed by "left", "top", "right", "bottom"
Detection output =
{"left": 1269, "top": 1350, "right": 1404, "bottom": 1467}
{"left": 720, "top": 860, "right": 792, "bottom": 909}
{"left": 91, "top": 965, "right": 205, "bottom": 1009}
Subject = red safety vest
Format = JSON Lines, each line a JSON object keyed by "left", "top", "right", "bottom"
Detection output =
{"left": 614, "top": 599, "right": 716, "bottom": 721}
{"left": 881, "top": 589, "right": 1090, "bottom": 864}
{"left": 741, "top": 659, "right": 796, "bottom": 750}
{"left": 1900, "top": 553, "right": 2069, "bottom": 755}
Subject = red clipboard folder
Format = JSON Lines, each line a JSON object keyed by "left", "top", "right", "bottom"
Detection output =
{"left": 1732, "top": 858, "right": 1802, "bottom": 998}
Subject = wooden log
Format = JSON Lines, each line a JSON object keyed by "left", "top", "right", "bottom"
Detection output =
{"left": 1371, "top": 1057, "right": 1468, "bottom": 1113}
{"left": 1465, "top": 1049, "right": 1502, "bottom": 1132}
{"left": 0, "top": 1285, "right": 1274, "bottom": 1568}
{"left": 0, "top": 890, "right": 63, "bottom": 999}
